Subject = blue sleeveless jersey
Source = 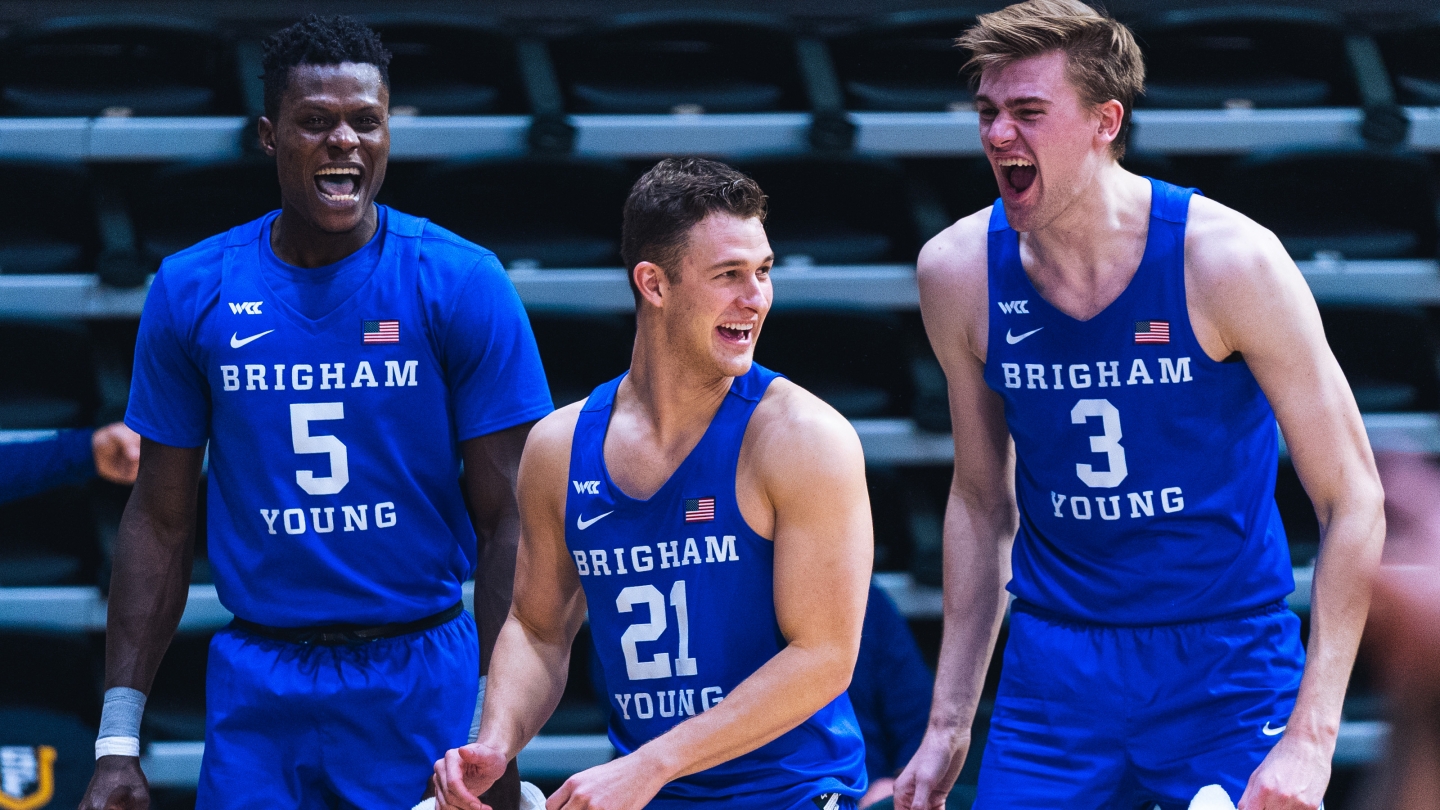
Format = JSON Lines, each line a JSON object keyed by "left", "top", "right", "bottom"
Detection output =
{"left": 125, "top": 206, "right": 552, "bottom": 627}
{"left": 982, "top": 178, "right": 1294, "bottom": 625}
{"left": 566, "top": 365, "right": 866, "bottom": 809}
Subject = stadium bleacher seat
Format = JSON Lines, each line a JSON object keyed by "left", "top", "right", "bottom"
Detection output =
{"left": 0, "top": 320, "right": 97, "bottom": 429}
{"left": 0, "top": 162, "right": 98, "bottom": 275}
{"left": 127, "top": 159, "right": 279, "bottom": 266}
{"left": 527, "top": 314, "right": 634, "bottom": 408}
{"left": 0, "top": 16, "right": 238, "bottom": 117}
{"left": 551, "top": 13, "right": 807, "bottom": 114}
{"left": 828, "top": 11, "right": 977, "bottom": 112}
{"left": 0, "top": 485, "right": 99, "bottom": 587}
{"left": 144, "top": 633, "right": 210, "bottom": 742}
{"left": 737, "top": 157, "right": 920, "bottom": 265}
{"left": 1320, "top": 306, "right": 1440, "bottom": 413}
{"left": 394, "top": 158, "right": 630, "bottom": 268}
{"left": 1375, "top": 15, "right": 1440, "bottom": 106}
{"left": 753, "top": 309, "right": 910, "bottom": 419}
{"left": 1207, "top": 150, "right": 1438, "bottom": 260}
{"left": 1132, "top": 8, "right": 1358, "bottom": 109}
{"left": 364, "top": 17, "right": 524, "bottom": 116}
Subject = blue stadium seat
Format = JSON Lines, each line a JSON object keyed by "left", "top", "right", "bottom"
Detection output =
{"left": 1132, "top": 8, "right": 1358, "bottom": 109}
{"left": 829, "top": 11, "right": 977, "bottom": 112}
{"left": 551, "top": 13, "right": 806, "bottom": 114}
{"left": 0, "top": 16, "right": 238, "bottom": 117}
{"left": 394, "top": 158, "right": 630, "bottom": 269}
{"left": 0, "top": 706, "right": 97, "bottom": 810}
{"left": 363, "top": 16, "right": 524, "bottom": 116}
{"left": 1375, "top": 16, "right": 1440, "bottom": 106}
{"left": 0, "top": 162, "right": 98, "bottom": 275}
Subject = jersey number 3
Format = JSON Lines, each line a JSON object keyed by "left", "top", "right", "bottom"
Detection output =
{"left": 1071, "top": 398, "right": 1127, "bottom": 488}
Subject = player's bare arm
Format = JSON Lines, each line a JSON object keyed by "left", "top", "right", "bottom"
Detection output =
{"left": 436, "top": 404, "right": 589, "bottom": 810}
{"left": 894, "top": 212, "right": 1018, "bottom": 810}
{"left": 534, "top": 381, "right": 872, "bottom": 810}
{"left": 1185, "top": 194, "right": 1385, "bottom": 810}
{"left": 80, "top": 439, "right": 205, "bottom": 810}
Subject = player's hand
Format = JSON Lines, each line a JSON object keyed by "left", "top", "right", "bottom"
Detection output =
{"left": 78, "top": 755, "right": 150, "bottom": 810}
{"left": 893, "top": 727, "right": 969, "bottom": 810}
{"left": 434, "top": 742, "right": 508, "bottom": 810}
{"left": 544, "top": 753, "right": 668, "bottom": 810}
{"left": 1236, "top": 732, "right": 1330, "bottom": 810}
{"left": 92, "top": 423, "right": 141, "bottom": 485}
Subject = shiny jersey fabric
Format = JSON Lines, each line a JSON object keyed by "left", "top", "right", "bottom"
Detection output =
{"left": 566, "top": 364, "right": 866, "bottom": 808}
{"left": 982, "top": 178, "right": 1293, "bottom": 625}
{"left": 126, "top": 207, "right": 552, "bottom": 627}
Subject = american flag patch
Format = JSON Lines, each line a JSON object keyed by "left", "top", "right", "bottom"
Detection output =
{"left": 363, "top": 319, "right": 399, "bottom": 344}
{"left": 684, "top": 497, "right": 715, "bottom": 523}
{"left": 1134, "top": 320, "right": 1170, "bottom": 344}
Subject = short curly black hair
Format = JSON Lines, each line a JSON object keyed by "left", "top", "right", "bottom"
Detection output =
{"left": 261, "top": 15, "right": 392, "bottom": 119}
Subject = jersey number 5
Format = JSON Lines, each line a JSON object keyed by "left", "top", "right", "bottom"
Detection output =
{"left": 617, "top": 581, "right": 698, "bottom": 681}
{"left": 291, "top": 402, "right": 349, "bottom": 495}
{"left": 1071, "top": 398, "right": 1127, "bottom": 488}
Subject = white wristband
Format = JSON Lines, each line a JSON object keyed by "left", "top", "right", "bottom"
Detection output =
{"left": 95, "top": 736, "right": 141, "bottom": 759}
{"left": 410, "top": 800, "right": 437, "bottom": 810}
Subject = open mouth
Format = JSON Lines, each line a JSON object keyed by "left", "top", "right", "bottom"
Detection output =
{"left": 315, "top": 166, "right": 362, "bottom": 203}
{"left": 997, "top": 157, "right": 1037, "bottom": 195}
{"left": 717, "top": 321, "right": 754, "bottom": 344}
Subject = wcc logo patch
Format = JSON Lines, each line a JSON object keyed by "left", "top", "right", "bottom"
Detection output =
{"left": 227, "top": 301, "right": 263, "bottom": 315}
{"left": 0, "top": 746, "right": 56, "bottom": 810}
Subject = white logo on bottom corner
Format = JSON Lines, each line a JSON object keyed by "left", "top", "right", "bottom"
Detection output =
{"left": 576, "top": 511, "right": 614, "bottom": 531}
{"left": 1261, "top": 721, "right": 1287, "bottom": 736}
{"left": 230, "top": 329, "right": 275, "bottom": 349}
{"left": 1005, "top": 327, "right": 1043, "bottom": 345}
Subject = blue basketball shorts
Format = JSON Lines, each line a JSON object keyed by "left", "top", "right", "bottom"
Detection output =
{"left": 196, "top": 612, "right": 479, "bottom": 810}
{"left": 974, "top": 601, "right": 1304, "bottom": 810}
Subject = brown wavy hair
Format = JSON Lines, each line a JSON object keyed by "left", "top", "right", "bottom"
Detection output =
{"left": 957, "top": 0, "right": 1144, "bottom": 159}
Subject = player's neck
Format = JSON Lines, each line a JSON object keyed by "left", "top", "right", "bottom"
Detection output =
{"left": 623, "top": 333, "right": 733, "bottom": 448}
{"left": 1021, "top": 163, "right": 1151, "bottom": 288}
{"left": 270, "top": 205, "right": 379, "bottom": 269}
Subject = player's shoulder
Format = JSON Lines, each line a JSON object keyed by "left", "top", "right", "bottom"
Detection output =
{"left": 1184, "top": 193, "right": 1293, "bottom": 290}
{"left": 750, "top": 377, "right": 864, "bottom": 469}
{"left": 148, "top": 229, "right": 238, "bottom": 321}
{"left": 918, "top": 206, "right": 990, "bottom": 286}
{"left": 522, "top": 399, "right": 587, "bottom": 471}
{"left": 403, "top": 211, "right": 502, "bottom": 270}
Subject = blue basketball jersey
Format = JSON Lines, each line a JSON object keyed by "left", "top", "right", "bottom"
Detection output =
{"left": 126, "top": 206, "right": 552, "bottom": 627}
{"left": 982, "top": 178, "right": 1294, "bottom": 625}
{"left": 566, "top": 365, "right": 866, "bottom": 809}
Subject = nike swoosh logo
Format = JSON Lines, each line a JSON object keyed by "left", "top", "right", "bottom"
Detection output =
{"left": 230, "top": 330, "right": 275, "bottom": 349}
{"left": 576, "top": 511, "right": 614, "bottom": 531}
{"left": 1006, "top": 327, "right": 1043, "bottom": 345}
{"left": 1262, "top": 722, "right": 1286, "bottom": 736}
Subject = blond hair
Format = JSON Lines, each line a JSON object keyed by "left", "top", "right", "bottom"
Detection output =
{"left": 957, "top": 0, "right": 1144, "bottom": 158}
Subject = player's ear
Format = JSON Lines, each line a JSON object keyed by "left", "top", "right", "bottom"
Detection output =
{"left": 257, "top": 116, "right": 277, "bottom": 157}
{"left": 1095, "top": 99, "right": 1124, "bottom": 150}
{"left": 634, "top": 261, "right": 667, "bottom": 309}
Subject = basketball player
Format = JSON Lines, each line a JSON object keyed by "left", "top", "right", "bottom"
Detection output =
{"left": 893, "top": 2, "right": 1384, "bottom": 809}
{"left": 432, "top": 158, "right": 871, "bottom": 810}
{"left": 78, "top": 16, "right": 549, "bottom": 810}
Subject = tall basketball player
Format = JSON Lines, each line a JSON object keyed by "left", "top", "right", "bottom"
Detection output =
{"left": 895, "top": 2, "right": 1384, "bottom": 809}
{"left": 79, "top": 16, "right": 549, "bottom": 810}
{"left": 432, "top": 158, "right": 872, "bottom": 810}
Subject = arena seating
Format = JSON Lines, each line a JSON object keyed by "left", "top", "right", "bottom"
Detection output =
{"left": 0, "top": 4, "right": 1433, "bottom": 805}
